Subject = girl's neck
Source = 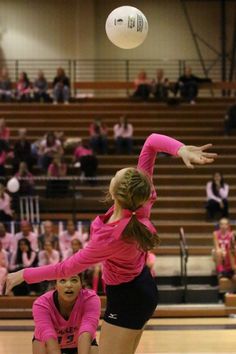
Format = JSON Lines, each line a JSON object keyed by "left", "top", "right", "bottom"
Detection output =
{"left": 108, "top": 200, "right": 123, "bottom": 223}
{"left": 58, "top": 296, "right": 75, "bottom": 318}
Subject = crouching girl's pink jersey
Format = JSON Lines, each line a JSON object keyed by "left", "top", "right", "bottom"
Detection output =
{"left": 33, "top": 288, "right": 100, "bottom": 349}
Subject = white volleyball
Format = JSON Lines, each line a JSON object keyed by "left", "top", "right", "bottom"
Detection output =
{"left": 105, "top": 6, "right": 148, "bottom": 49}
{"left": 7, "top": 177, "right": 20, "bottom": 193}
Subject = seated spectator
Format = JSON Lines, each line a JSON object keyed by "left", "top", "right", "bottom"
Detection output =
{"left": 38, "top": 240, "right": 60, "bottom": 266}
{"left": 152, "top": 69, "right": 169, "bottom": 101}
{"left": 9, "top": 238, "right": 37, "bottom": 295}
{"left": 15, "top": 162, "right": 34, "bottom": 196}
{"left": 13, "top": 220, "right": 38, "bottom": 253}
{"left": 38, "top": 132, "right": 63, "bottom": 171}
{"left": 46, "top": 156, "right": 68, "bottom": 197}
{"left": 212, "top": 218, "right": 234, "bottom": 278}
{"left": 0, "top": 222, "right": 14, "bottom": 253}
{"left": 52, "top": 67, "right": 70, "bottom": 104}
{"left": 33, "top": 70, "right": 51, "bottom": 102}
{"left": 0, "top": 68, "right": 13, "bottom": 102}
{"left": 16, "top": 72, "right": 31, "bottom": 102}
{"left": 133, "top": 70, "right": 152, "bottom": 101}
{"left": 64, "top": 238, "right": 82, "bottom": 259}
{"left": 38, "top": 220, "right": 59, "bottom": 251}
{"left": 89, "top": 119, "right": 108, "bottom": 154}
{"left": 224, "top": 104, "right": 236, "bottom": 135}
{"left": 13, "top": 128, "right": 34, "bottom": 173}
{"left": 113, "top": 116, "right": 133, "bottom": 154}
{"left": 0, "top": 183, "right": 13, "bottom": 222}
{"left": 0, "top": 118, "right": 10, "bottom": 141}
{"left": 175, "top": 66, "right": 211, "bottom": 104}
{"left": 0, "top": 240, "right": 8, "bottom": 295}
{"left": 74, "top": 140, "right": 98, "bottom": 185}
{"left": 206, "top": 172, "right": 229, "bottom": 220}
{"left": 59, "top": 220, "right": 81, "bottom": 260}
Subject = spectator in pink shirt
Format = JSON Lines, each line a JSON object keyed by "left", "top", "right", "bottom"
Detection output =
{"left": 0, "top": 139, "right": 7, "bottom": 177}
{"left": 74, "top": 141, "right": 98, "bottom": 185}
{"left": 0, "top": 222, "right": 14, "bottom": 253}
{"left": 13, "top": 220, "right": 38, "bottom": 253}
{"left": 38, "top": 241, "right": 60, "bottom": 266}
{"left": 32, "top": 274, "right": 100, "bottom": 354}
{"left": 0, "top": 118, "right": 10, "bottom": 141}
{"left": 16, "top": 72, "right": 31, "bottom": 102}
{"left": 0, "top": 239, "right": 8, "bottom": 295}
{"left": 206, "top": 172, "right": 229, "bottom": 220}
{"left": 59, "top": 220, "right": 82, "bottom": 260}
{"left": 64, "top": 238, "right": 83, "bottom": 259}
{"left": 113, "top": 116, "right": 133, "bottom": 154}
{"left": 0, "top": 183, "right": 13, "bottom": 222}
{"left": 89, "top": 119, "right": 108, "bottom": 154}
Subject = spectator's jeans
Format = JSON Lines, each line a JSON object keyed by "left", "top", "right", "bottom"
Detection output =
{"left": 34, "top": 91, "right": 51, "bottom": 102}
{"left": 153, "top": 84, "right": 169, "bottom": 101}
{"left": 53, "top": 84, "right": 70, "bottom": 103}
{"left": 0, "top": 90, "right": 12, "bottom": 102}
{"left": 206, "top": 199, "right": 229, "bottom": 219}
{"left": 115, "top": 137, "right": 133, "bottom": 154}
{"left": 180, "top": 82, "right": 198, "bottom": 102}
{"left": 90, "top": 136, "right": 108, "bottom": 154}
{"left": 133, "top": 84, "right": 151, "bottom": 101}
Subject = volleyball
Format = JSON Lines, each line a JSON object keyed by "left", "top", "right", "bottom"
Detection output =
{"left": 7, "top": 177, "right": 20, "bottom": 193}
{"left": 105, "top": 6, "right": 148, "bottom": 49}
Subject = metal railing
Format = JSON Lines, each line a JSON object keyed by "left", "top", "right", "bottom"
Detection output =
{"left": 179, "top": 227, "right": 189, "bottom": 303}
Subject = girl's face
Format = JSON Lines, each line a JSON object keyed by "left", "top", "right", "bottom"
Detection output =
{"left": 56, "top": 276, "right": 82, "bottom": 302}
{"left": 19, "top": 241, "right": 29, "bottom": 252}
{"left": 71, "top": 239, "right": 81, "bottom": 253}
{"left": 219, "top": 218, "right": 230, "bottom": 233}
{"left": 214, "top": 173, "right": 222, "bottom": 184}
{"left": 44, "top": 241, "right": 53, "bottom": 252}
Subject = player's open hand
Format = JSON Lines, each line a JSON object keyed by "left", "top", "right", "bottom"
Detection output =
{"left": 5, "top": 270, "right": 24, "bottom": 295}
{"left": 178, "top": 144, "right": 217, "bottom": 169}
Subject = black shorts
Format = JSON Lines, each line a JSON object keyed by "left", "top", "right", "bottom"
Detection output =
{"left": 104, "top": 266, "right": 158, "bottom": 330}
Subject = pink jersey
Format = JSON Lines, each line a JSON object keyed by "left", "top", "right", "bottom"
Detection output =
{"left": 33, "top": 288, "right": 100, "bottom": 349}
{"left": 24, "top": 134, "right": 184, "bottom": 285}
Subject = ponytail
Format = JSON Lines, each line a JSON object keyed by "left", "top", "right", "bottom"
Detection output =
{"left": 121, "top": 214, "right": 160, "bottom": 251}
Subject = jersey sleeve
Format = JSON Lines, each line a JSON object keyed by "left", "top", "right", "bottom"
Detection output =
{"left": 33, "top": 301, "right": 58, "bottom": 343}
{"left": 137, "top": 133, "right": 184, "bottom": 179}
{"left": 23, "top": 238, "right": 115, "bottom": 284}
{"left": 78, "top": 293, "right": 101, "bottom": 338}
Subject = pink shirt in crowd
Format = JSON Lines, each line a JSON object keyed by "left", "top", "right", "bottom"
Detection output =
{"left": 215, "top": 230, "right": 233, "bottom": 271}
{"left": 206, "top": 181, "right": 229, "bottom": 203}
{"left": 0, "top": 233, "right": 14, "bottom": 252}
{"left": 14, "top": 231, "right": 38, "bottom": 252}
{"left": 74, "top": 146, "right": 93, "bottom": 160}
{"left": 113, "top": 124, "right": 133, "bottom": 139}
{"left": 38, "top": 250, "right": 60, "bottom": 266}
{"left": 0, "top": 127, "right": 10, "bottom": 141}
{"left": 24, "top": 134, "right": 184, "bottom": 285}
{"left": 0, "top": 193, "right": 12, "bottom": 216}
{"left": 59, "top": 231, "right": 83, "bottom": 260}
{"left": 33, "top": 289, "right": 100, "bottom": 348}
{"left": 0, "top": 249, "right": 8, "bottom": 269}
{"left": 0, "top": 151, "right": 7, "bottom": 166}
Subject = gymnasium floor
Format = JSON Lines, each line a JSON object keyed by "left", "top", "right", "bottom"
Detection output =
{"left": 0, "top": 318, "right": 236, "bottom": 354}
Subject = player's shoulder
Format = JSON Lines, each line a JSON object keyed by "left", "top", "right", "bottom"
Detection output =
{"left": 79, "top": 288, "right": 100, "bottom": 301}
{"left": 33, "top": 290, "right": 54, "bottom": 307}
